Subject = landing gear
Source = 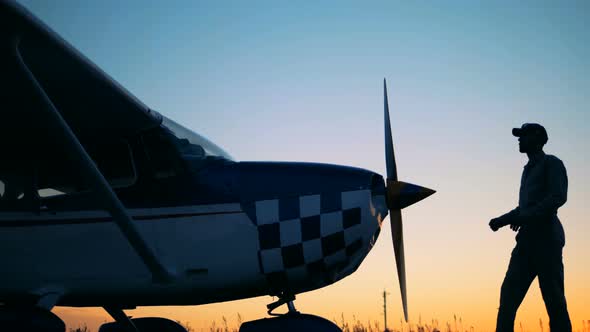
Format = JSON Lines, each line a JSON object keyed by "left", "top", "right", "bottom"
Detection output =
{"left": 240, "top": 294, "right": 342, "bottom": 332}
{"left": 266, "top": 292, "right": 297, "bottom": 316}
{"left": 100, "top": 307, "right": 138, "bottom": 332}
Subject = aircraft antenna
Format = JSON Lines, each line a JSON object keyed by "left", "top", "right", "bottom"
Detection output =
{"left": 383, "top": 289, "right": 390, "bottom": 332}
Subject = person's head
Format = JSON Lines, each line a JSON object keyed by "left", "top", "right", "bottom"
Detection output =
{"left": 512, "top": 123, "right": 548, "bottom": 153}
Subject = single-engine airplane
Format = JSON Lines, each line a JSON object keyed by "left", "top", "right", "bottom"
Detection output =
{"left": 0, "top": 1, "right": 435, "bottom": 331}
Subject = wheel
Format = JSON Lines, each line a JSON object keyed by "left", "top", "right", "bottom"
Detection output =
{"left": 99, "top": 317, "right": 188, "bottom": 332}
{"left": 0, "top": 306, "right": 65, "bottom": 332}
{"left": 240, "top": 313, "right": 342, "bottom": 332}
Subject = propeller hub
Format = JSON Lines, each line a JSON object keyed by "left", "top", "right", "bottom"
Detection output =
{"left": 386, "top": 180, "right": 436, "bottom": 210}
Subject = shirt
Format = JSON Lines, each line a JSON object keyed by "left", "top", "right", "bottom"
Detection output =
{"left": 501, "top": 151, "right": 568, "bottom": 246}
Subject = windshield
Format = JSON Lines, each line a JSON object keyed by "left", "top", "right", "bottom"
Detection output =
{"left": 161, "top": 116, "right": 234, "bottom": 161}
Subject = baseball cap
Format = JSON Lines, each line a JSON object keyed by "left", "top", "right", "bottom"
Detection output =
{"left": 512, "top": 123, "right": 548, "bottom": 144}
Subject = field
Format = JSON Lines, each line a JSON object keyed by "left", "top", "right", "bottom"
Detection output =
{"left": 67, "top": 314, "right": 590, "bottom": 332}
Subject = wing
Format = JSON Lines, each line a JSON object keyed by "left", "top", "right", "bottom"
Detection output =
{"left": 1, "top": 0, "right": 161, "bottom": 140}
{"left": 0, "top": 0, "right": 172, "bottom": 282}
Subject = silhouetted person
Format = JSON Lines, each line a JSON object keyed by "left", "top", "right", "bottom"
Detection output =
{"left": 489, "top": 123, "right": 572, "bottom": 332}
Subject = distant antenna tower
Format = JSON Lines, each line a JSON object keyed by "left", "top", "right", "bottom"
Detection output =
{"left": 383, "top": 289, "right": 390, "bottom": 332}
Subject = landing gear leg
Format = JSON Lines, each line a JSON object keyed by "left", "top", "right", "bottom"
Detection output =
{"left": 103, "top": 307, "right": 138, "bottom": 332}
{"left": 266, "top": 293, "right": 297, "bottom": 316}
{"left": 286, "top": 301, "right": 298, "bottom": 314}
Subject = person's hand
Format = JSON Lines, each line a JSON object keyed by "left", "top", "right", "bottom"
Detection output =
{"left": 509, "top": 216, "right": 523, "bottom": 232}
{"left": 489, "top": 218, "right": 503, "bottom": 232}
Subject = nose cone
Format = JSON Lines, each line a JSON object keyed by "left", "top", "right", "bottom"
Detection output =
{"left": 386, "top": 180, "right": 436, "bottom": 210}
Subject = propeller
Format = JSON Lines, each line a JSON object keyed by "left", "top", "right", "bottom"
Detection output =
{"left": 383, "top": 79, "right": 435, "bottom": 322}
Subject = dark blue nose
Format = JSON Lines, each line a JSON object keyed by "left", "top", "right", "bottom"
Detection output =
{"left": 236, "top": 162, "right": 379, "bottom": 201}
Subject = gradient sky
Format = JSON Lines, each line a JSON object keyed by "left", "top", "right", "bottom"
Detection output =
{"left": 16, "top": 1, "right": 589, "bottom": 331}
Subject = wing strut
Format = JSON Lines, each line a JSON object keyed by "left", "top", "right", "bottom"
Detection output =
{"left": 15, "top": 42, "right": 173, "bottom": 283}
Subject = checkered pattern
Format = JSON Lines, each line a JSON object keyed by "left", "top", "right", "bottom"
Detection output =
{"left": 242, "top": 191, "right": 367, "bottom": 292}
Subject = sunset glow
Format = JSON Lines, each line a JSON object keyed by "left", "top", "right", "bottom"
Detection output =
{"left": 15, "top": 1, "right": 590, "bottom": 331}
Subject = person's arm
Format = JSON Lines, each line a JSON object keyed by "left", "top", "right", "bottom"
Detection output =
{"left": 518, "top": 157, "right": 568, "bottom": 224}
{"left": 499, "top": 207, "right": 520, "bottom": 225}
{"left": 489, "top": 207, "right": 519, "bottom": 231}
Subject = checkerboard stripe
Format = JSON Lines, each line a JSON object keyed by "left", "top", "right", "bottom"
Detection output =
{"left": 243, "top": 190, "right": 368, "bottom": 292}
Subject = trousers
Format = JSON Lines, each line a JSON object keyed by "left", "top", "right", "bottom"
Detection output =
{"left": 496, "top": 242, "right": 572, "bottom": 332}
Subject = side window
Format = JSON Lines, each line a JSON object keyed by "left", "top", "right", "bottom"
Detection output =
{"left": 142, "top": 129, "right": 184, "bottom": 179}
{"left": 87, "top": 141, "right": 137, "bottom": 188}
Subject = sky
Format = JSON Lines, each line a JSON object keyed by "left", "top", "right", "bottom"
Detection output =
{"left": 15, "top": 1, "right": 590, "bottom": 331}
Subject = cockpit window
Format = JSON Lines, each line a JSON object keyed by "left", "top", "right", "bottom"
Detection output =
{"left": 161, "top": 116, "right": 234, "bottom": 161}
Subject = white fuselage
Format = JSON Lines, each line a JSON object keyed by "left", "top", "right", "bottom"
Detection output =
{"left": 0, "top": 189, "right": 387, "bottom": 308}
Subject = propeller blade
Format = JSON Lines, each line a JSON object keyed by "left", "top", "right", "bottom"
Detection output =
{"left": 385, "top": 79, "right": 407, "bottom": 321}
{"left": 383, "top": 78, "right": 434, "bottom": 323}
{"left": 384, "top": 79, "right": 398, "bottom": 182}
{"left": 390, "top": 209, "right": 408, "bottom": 322}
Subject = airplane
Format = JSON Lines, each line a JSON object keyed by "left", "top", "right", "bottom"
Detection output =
{"left": 0, "top": 1, "right": 435, "bottom": 331}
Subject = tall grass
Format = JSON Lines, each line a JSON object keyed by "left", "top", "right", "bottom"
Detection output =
{"left": 67, "top": 315, "right": 590, "bottom": 332}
